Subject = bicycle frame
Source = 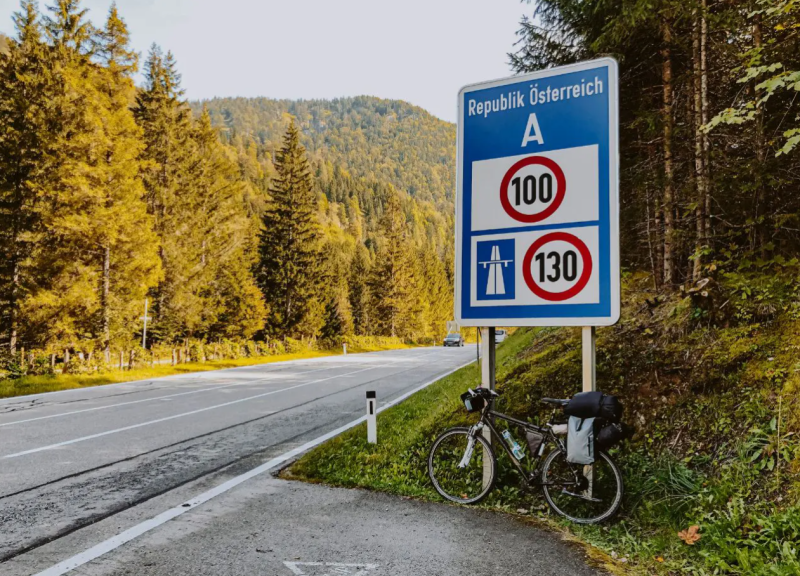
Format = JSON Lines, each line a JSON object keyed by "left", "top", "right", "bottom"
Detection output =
{"left": 472, "top": 401, "right": 566, "bottom": 487}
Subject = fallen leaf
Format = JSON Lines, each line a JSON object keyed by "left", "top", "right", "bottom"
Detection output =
{"left": 678, "top": 525, "right": 702, "bottom": 545}
{"left": 656, "top": 556, "right": 664, "bottom": 563}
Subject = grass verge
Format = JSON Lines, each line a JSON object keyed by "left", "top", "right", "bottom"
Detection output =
{"left": 0, "top": 342, "right": 412, "bottom": 400}
{"left": 288, "top": 307, "right": 800, "bottom": 576}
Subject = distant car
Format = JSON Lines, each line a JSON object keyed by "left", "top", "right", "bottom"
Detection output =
{"left": 443, "top": 333, "right": 464, "bottom": 347}
{"left": 495, "top": 329, "right": 507, "bottom": 344}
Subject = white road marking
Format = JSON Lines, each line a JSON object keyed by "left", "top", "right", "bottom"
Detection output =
{"left": 32, "top": 359, "right": 473, "bottom": 576}
{"left": 283, "top": 561, "right": 379, "bottom": 575}
{"left": 2, "top": 366, "right": 380, "bottom": 459}
{"left": 0, "top": 367, "right": 333, "bottom": 428}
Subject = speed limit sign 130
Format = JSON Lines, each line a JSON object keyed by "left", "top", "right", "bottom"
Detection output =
{"left": 455, "top": 58, "right": 619, "bottom": 327}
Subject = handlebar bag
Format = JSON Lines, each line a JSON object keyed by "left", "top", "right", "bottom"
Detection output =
{"left": 566, "top": 416, "right": 595, "bottom": 464}
{"left": 460, "top": 391, "right": 485, "bottom": 413}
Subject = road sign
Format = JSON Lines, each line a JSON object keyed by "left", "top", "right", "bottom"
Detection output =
{"left": 455, "top": 58, "right": 619, "bottom": 327}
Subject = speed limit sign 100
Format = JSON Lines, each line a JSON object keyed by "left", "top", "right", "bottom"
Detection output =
{"left": 500, "top": 156, "right": 566, "bottom": 223}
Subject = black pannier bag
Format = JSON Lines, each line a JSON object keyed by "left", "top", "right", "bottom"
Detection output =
{"left": 594, "top": 421, "right": 635, "bottom": 450}
{"left": 461, "top": 391, "right": 485, "bottom": 413}
{"left": 564, "top": 391, "right": 623, "bottom": 423}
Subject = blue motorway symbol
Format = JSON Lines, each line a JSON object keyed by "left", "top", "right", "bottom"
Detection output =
{"left": 476, "top": 239, "right": 515, "bottom": 301}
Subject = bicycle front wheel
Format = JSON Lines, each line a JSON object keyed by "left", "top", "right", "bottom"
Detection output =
{"left": 428, "top": 427, "right": 496, "bottom": 504}
{"left": 541, "top": 448, "right": 623, "bottom": 524}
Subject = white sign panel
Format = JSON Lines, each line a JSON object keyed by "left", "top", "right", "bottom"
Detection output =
{"left": 455, "top": 58, "right": 620, "bottom": 327}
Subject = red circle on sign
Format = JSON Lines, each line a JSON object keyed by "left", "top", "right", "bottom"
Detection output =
{"left": 522, "top": 232, "right": 593, "bottom": 301}
{"left": 499, "top": 156, "right": 566, "bottom": 223}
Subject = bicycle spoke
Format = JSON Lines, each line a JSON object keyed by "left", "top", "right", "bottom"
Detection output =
{"left": 429, "top": 429, "right": 494, "bottom": 503}
{"left": 542, "top": 450, "right": 622, "bottom": 523}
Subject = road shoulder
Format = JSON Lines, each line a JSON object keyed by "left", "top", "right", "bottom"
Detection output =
{"left": 26, "top": 476, "right": 610, "bottom": 576}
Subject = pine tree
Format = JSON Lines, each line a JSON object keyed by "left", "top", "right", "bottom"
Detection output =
{"left": 192, "top": 107, "right": 265, "bottom": 338}
{"left": 256, "top": 120, "right": 322, "bottom": 338}
{"left": 0, "top": 1, "right": 57, "bottom": 353}
{"left": 134, "top": 45, "right": 199, "bottom": 341}
{"left": 349, "top": 244, "right": 372, "bottom": 335}
{"left": 368, "top": 190, "right": 417, "bottom": 338}
{"left": 90, "top": 5, "right": 161, "bottom": 357}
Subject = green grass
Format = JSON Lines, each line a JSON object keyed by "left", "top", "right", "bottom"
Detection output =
{"left": 289, "top": 310, "right": 800, "bottom": 575}
{"left": 0, "top": 342, "right": 412, "bottom": 399}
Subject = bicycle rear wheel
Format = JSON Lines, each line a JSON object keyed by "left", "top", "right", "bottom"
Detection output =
{"left": 540, "top": 447, "right": 623, "bottom": 524}
{"left": 428, "top": 427, "right": 496, "bottom": 504}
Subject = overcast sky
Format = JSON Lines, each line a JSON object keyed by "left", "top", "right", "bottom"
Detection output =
{"left": 0, "top": 0, "right": 531, "bottom": 122}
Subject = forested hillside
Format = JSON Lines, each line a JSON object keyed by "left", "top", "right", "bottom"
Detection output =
{"left": 193, "top": 97, "right": 456, "bottom": 209}
{"left": 0, "top": 1, "right": 455, "bottom": 378}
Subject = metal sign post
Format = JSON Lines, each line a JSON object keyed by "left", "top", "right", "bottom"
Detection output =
{"left": 582, "top": 326, "right": 596, "bottom": 392}
{"left": 480, "top": 327, "right": 495, "bottom": 486}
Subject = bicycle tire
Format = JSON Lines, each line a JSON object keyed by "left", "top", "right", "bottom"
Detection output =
{"left": 540, "top": 447, "right": 623, "bottom": 524}
{"left": 428, "top": 427, "right": 496, "bottom": 504}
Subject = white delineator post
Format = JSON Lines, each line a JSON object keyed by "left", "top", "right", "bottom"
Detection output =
{"left": 366, "top": 391, "right": 377, "bottom": 444}
{"left": 481, "top": 327, "right": 496, "bottom": 487}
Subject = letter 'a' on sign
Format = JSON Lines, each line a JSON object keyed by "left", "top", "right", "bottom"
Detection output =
{"left": 454, "top": 58, "right": 620, "bottom": 327}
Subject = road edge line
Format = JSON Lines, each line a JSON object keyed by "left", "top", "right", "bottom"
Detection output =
{"left": 33, "top": 358, "right": 475, "bottom": 576}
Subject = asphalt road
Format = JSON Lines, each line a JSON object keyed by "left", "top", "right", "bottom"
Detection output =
{"left": 0, "top": 346, "right": 607, "bottom": 576}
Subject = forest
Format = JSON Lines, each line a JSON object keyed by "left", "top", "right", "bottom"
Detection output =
{"left": 0, "top": 1, "right": 456, "bottom": 376}
{"left": 511, "top": 0, "right": 800, "bottom": 287}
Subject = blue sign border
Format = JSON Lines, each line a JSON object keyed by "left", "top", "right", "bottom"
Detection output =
{"left": 454, "top": 59, "right": 620, "bottom": 327}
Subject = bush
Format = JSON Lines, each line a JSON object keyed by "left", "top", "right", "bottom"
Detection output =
{"left": 284, "top": 337, "right": 312, "bottom": 354}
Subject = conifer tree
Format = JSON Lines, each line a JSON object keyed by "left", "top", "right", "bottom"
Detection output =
{"left": 349, "top": 244, "right": 372, "bottom": 335}
{"left": 368, "top": 190, "right": 417, "bottom": 338}
{"left": 90, "top": 5, "right": 161, "bottom": 358}
{"left": 134, "top": 45, "right": 198, "bottom": 341}
{"left": 192, "top": 107, "right": 265, "bottom": 338}
{"left": 0, "top": 1, "right": 57, "bottom": 353}
{"left": 256, "top": 120, "right": 322, "bottom": 338}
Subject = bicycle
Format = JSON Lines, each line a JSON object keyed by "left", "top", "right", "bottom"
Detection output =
{"left": 427, "top": 387, "right": 623, "bottom": 524}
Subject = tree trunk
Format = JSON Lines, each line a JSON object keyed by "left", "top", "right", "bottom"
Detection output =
{"left": 701, "top": 0, "right": 711, "bottom": 245}
{"left": 693, "top": 8, "right": 706, "bottom": 281}
{"left": 661, "top": 15, "right": 676, "bottom": 286}
{"left": 646, "top": 188, "right": 660, "bottom": 290}
{"left": 753, "top": 11, "right": 766, "bottom": 254}
{"left": 102, "top": 245, "right": 111, "bottom": 362}
{"left": 9, "top": 257, "right": 19, "bottom": 355}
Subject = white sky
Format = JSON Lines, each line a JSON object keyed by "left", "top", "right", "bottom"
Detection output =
{"left": 0, "top": 0, "right": 532, "bottom": 122}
